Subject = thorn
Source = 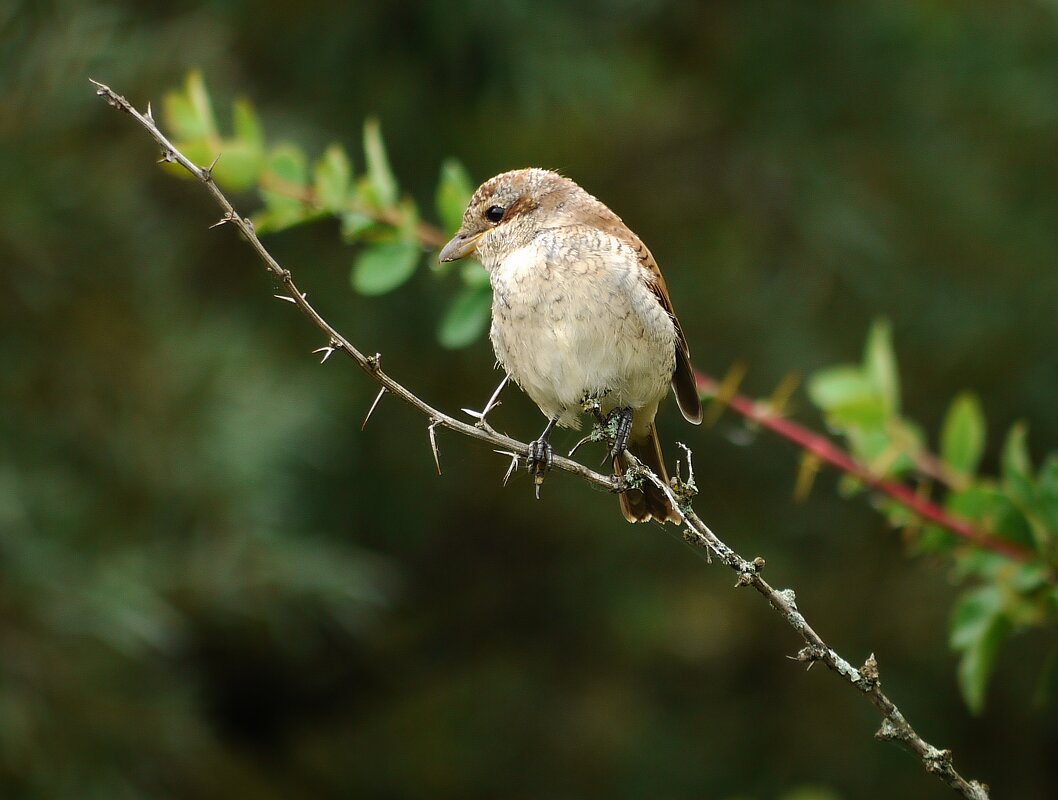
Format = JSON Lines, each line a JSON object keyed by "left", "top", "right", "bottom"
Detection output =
{"left": 428, "top": 420, "right": 442, "bottom": 475}
{"left": 361, "top": 387, "right": 386, "bottom": 430}
{"left": 312, "top": 343, "right": 337, "bottom": 363}
{"left": 209, "top": 211, "right": 236, "bottom": 229}
{"left": 273, "top": 291, "right": 307, "bottom": 304}
{"left": 145, "top": 101, "right": 154, "bottom": 122}
{"left": 495, "top": 450, "right": 520, "bottom": 486}
{"left": 567, "top": 434, "right": 593, "bottom": 458}
{"left": 201, "top": 153, "right": 221, "bottom": 181}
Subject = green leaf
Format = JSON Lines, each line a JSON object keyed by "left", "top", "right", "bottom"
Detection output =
{"left": 267, "top": 143, "right": 308, "bottom": 185}
{"left": 436, "top": 159, "right": 474, "bottom": 233}
{"left": 863, "top": 318, "right": 900, "bottom": 415}
{"left": 232, "top": 98, "right": 264, "bottom": 148}
{"left": 950, "top": 585, "right": 1009, "bottom": 713}
{"left": 1002, "top": 422, "right": 1033, "bottom": 483}
{"left": 341, "top": 211, "right": 378, "bottom": 241}
{"left": 314, "top": 144, "right": 352, "bottom": 212}
{"left": 163, "top": 71, "right": 218, "bottom": 142}
{"left": 254, "top": 144, "right": 312, "bottom": 233}
{"left": 184, "top": 70, "right": 219, "bottom": 140}
{"left": 351, "top": 241, "right": 420, "bottom": 295}
{"left": 362, "top": 117, "right": 398, "bottom": 207}
{"left": 940, "top": 392, "right": 986, "bottom": 477}
{"left": 806, "top": 365, "right": 887, "bottom": 427}
{"left": 438, "top": 284, "right": 492, "bottom": 349}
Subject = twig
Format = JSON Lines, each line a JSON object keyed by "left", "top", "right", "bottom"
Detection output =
{"left": 91, "top": 79, "right": 991, "bottom": 800}
{"left": 695, "top": 373, "right": 1032, "bottom": 562}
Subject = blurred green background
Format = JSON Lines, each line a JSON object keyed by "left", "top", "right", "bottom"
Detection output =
{"left": 3, "top": 1, "right": 1057, "bottom": 797}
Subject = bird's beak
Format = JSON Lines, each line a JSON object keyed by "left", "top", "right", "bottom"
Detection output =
{"left": 439, "top": 231, "right": 482, "bottom": 262}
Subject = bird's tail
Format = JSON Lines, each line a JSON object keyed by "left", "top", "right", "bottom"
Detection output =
{"left": 614, "top": 424, "right": 682, "bottom": 524}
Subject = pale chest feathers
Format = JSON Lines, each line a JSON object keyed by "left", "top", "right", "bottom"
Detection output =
{"left": 486, "top": 229, "right": 677, "bottom": 428}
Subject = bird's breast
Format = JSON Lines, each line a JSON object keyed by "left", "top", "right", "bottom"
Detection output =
{"left": 487, "top": 232, "right": 676, "bottom": 427}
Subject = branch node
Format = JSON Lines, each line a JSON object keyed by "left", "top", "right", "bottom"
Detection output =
{"left": 157, "top": 149, "right": 176, "bottom": 164}
{"left": 210, "top": 211, "right": 237, "bottom": 229}
{"left": 201, "top": 153, "right": 221, "bottom": 181}
{"left": 367, "top": 353, "right": 382, "bottom": 371}
{"left": 924, "top": 747, "right": 954, "bottom": 776}
{"left": 859, "top": 652, "right": 881, "bottom": 688}
{"left": 790, "top": 644, "right": 828, "bottom": 671}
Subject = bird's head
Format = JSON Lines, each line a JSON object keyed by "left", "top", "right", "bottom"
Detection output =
{"left": 438, "top": 168, "right": 603, "bottom": 267}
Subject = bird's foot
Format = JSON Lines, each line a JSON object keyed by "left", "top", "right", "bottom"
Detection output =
{"left": 527, "top": 418, "right": 558, "bottom": 499}
{"left": 608, "top": 407, "right": 634, "bottom": 457}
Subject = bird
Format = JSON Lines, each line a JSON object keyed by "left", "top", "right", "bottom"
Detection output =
{"left": 439, "top": 168, "right": 702, "bottom": 523}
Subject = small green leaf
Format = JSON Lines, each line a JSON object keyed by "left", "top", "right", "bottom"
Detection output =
{"left": 232, "top": 98, "right": 264, "bottom": 148}
{"left": 950, "top": 585, "right": 1009, "bottom": 714}
{"left": 1002, "top": 422, "right": 1033, "bottom": 484}
{"left": 438, "top": 284, "right": 492, "bottom": 349}
{"left": 436, "top": 159, "right": 474, "bottom": 233}
{"left": 210, "top": 141, "right": 264, "bottom": 191}
{"left": 341, "top": 211, "right": 378, "bottom": 241}
{"left": 863, "top": 318, "right": 900, "bottom": 415}
{"left": 184, "top": 70, "right": 219, "bottom": 141}
{"left": 254, "top": 144, "right": 312, "bottom": 232}
{"left": 940, "top": 393, "right": 986, "bottom": 477}
{"left": 806, "top": 365, "right": 886, "bottom": 427}
{"left": 352, "top": 241, "right": 420, "bottom": 295}
{"left": 267, "top": 143, "right": 308, "bottom": 185}
{"left": 362, "top": 118, "right": 398, "bottom": 207}
{"left": 314, "top": 144, "right": 352, "bottom": 212}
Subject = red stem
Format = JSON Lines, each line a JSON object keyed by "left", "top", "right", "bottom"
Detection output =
{"left": 695, "top": 372, "right": 1033, "bottom": 562}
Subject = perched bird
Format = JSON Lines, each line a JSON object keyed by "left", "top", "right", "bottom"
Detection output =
{"left": 439, "top": 168, "right": 702, "bottom": 523}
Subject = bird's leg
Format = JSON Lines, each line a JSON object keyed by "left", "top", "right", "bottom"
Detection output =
{"left": 527, "top": 417, "right": 558, "bottom": 499}
{"left": 609, "top": 406, "right": 634, "bottom": 457}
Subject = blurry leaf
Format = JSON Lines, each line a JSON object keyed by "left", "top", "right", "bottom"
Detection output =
{"left": 314, "top": 144, "right": 352, "bottom": 212}
{"left": 255, "top": 144, "right": 313, "bottom": 233}
{"left": 863, "top": 318, "right": 900, "bottom": 415}
{"left": 267, "top": 143, "right": 308, "bottom": 185}
{"left": 1036, "top": 456, "right": 1058, "bottom": 542}
{"left": 232, "top": 97, "right": 264, "bottom": 148}
{"left": 185, "top": 69, "right": 219, "bottom": 141}
{"left": 352, "top": 241, "right": 420, "bottom": 295}
{"left": 438, "top": 284, "right": 492, "bottom": 349}
{"left": 460, "top": 260, "right": 490, "bottom": 289}
{"left": 940, "top": 393, "right": 986, "bottom": 477}
{"left": 913, "top": 524, "right": 957, "bottom": 554}
{"left": 806, "top": 365, "right": 886, "bottom": 426}
{"left": 163, "top": 71, "right": 217, "bottom": 142}
{"left": 436, "top": 159, "right": 474, "bottom": 233}
{"left": 341, "top": 211, "right": 378, "bottom": 241}
{"left": 946, "top": 484, "right": 1033, "bottom": 546}
{"left": 1002, "top": 421, "right": 1033, "bottom": 490}
{"left": 210, "top": 141, "right": 264, "bottom": 191}
{"left": 362, "top": 117, "right": 398, "bottom": 207}
{"left": 950, "top": 585, "right": 1009, "bottom": 713}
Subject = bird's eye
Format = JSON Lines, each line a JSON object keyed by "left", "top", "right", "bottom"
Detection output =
{"left": 485, "top": 205, "right": 505, "bottom": 223}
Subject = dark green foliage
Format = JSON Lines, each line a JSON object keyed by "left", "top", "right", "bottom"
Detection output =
{"left": 5, "top": 2, "right": 1058, "bottom": 798}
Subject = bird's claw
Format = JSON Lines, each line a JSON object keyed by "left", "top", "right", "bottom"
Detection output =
{"left": 609, "top": 407, "right": 634, "bottom": 457}
{"left": 527, "top": 437, "right": 554, "bottom": 499}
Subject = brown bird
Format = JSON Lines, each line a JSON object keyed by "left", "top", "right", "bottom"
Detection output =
{"left": 439, "top": 168, "right": 702, "bottom": 523}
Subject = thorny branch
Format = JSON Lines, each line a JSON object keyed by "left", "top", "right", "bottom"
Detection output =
{"left": 92, "top": 79, "right": 991, "bottom": 800}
